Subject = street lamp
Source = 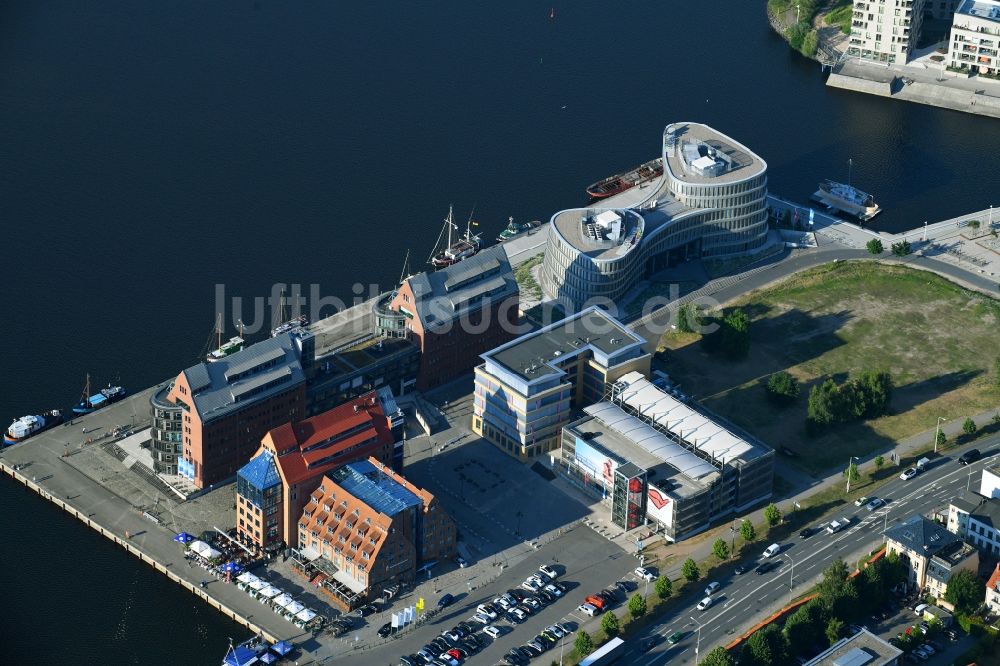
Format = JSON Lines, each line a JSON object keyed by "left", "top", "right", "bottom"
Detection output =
{"left": 689, "top": 615, "right": 703, "bottom": 665}
{"left": 845, "top": 456, "right": 859, "bottom": 494}
{"left": 730, "top": 517, "right": 738, "bottom": 554}
{"left": 934, "top": 416, "right": 947, "bottom": 453}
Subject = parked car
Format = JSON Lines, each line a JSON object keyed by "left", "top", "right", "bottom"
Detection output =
{"left": 522, "top": 596, "right": 542, "bottom": 611}
{"left": 483, "top": 625, "right": 501, "bottom": 639}
{"left": 437, "top": 593, "right": 455, "bottom": 608}
{"left": 544, "top": 583, "right": 564, "bottom": 597}
{"left": 696, "top": 597, "right": 713, "bottom": 611}
{"left": 537, "top": 589, "right": 555, "bottom": 604}
{"left": 865, "top": 498, "right": 885, "bottom": 511}
{"left": 378, "top": 622, "right": 395, "bottom": 637}
{"left": 545, "top": 624, "right": 566, "bottom": 639}
{"left": 899, "top": 468, "right": 918, "bottom": 481}
{"left": 455, "top": 555, "right": 469, "bottom": 568}
{"left": 577, "top": 603, "right": 599, "bottom": 617}
{"left": 356, "top": 604, "right": 377, "bottom": 617}
{"left": 538, "top": 564, "right": 559, "bottom": 579}
{"left": 959, "top": 449, "right": 982, "bottom": 465}
{"left": 635, "top": 566, "right": 656, "bottom": 581}
{"left": 704, "top": 581, "right": 721, "bottom": 596}
{"left": 615, "top": 580, "right": 635, "bottom": 593}
{"left": 477, "top": 604, "right": 498, "bottom": 620}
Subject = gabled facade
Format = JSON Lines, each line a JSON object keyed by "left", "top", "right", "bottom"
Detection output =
{"left": 235, "top": 388, "right": 401, "bottom": 550}
{"left": 378, "top": 245, "right": 521, "bottom": 390}
{"left": 296, "top": 458, "right": 456, "bottom": 609}
{"left": 165, "top": 333, "right": 307, "bottom": 488}
{"left": 886, "top": 513, "right": 978, "bottom": 596}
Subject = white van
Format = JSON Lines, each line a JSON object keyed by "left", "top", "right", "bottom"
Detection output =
{"left": 763, "top": 543, "right": 781, "bottom": 558}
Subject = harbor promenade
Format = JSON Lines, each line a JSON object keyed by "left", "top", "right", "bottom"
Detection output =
{"left": 0, "top": 391, "right": 302, "bottom": 652}
{"left": 2, "top": 196, "right": 998, "bottom": 664}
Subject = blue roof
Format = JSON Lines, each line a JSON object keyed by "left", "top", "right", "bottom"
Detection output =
{"left": 238, "top": 450, "right": 281, "bottom": 491}
{"left": 333, "top": 460, "right": 422, "bottom": 517}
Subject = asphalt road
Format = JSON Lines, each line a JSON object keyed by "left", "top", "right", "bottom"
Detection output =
{"left": 620, "top": 436, "right": 1000, "bottom": 665}
{"left": 631, "top": 245, "right": 1000, "bottom": 348}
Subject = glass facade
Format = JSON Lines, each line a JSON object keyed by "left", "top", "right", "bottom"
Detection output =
{"left": 149, "top": 385, "right": 183, "bottom": 475}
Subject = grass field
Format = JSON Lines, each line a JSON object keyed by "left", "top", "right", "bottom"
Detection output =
{"left": 659, "top": 261, "right": 1000, "bottom": 474}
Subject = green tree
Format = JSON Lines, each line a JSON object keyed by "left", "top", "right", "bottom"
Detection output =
{"left": 994, "top": 356, "right": 1000, "bottom": 386}
{"left": 826, "top": 617, "right": 845, "bottom": 645}
{"left": 628, "top": 593, "right": 647, "bottom": 619}
{"left": 741, "top": 624, "right": 787, "bottom": 666}
{"left": 740, "top": 519, "right": 756, "bottom": 544}
{"left": 843, "top": 462, "right": 860, "bottom": 484}
{"left": 764, "top": 503, "right": 782, "bottom": 527}
{"left": 682, "top": 558, "right": 701, "bottom": 582}
{"left": 655, "top": 575, "right": 673, "bottom": 599}
{"left": 944, "top": 569, "right": 984, "bottom": 614}
{"left": 788, "top": 21, "right": 808, "bottom": 51}
{"left": 713, "top": 538, "right": 730, "bottom": 561}
{"left": 574, "top": 631, "right": 593, "bottom": 656}
{"left": 855, "top": 369, "right": 893, "bottom": 417}
{"left": 817, "top": 559, "right": 850, "bottom": 600}
{"left": 807, "top": 379, "right": 838, "bottom": 429}
{"left": 600, "top": 611, "right": 620, "bottom": 638}
{"left": 784, "top": 601, "right": 825, "bottom": 656}
{"left": 702, "top": 646, "right": 736, "bottom": 666}
{"left": 963, "top": 417, "right": 977, "bottom": 437}
{"left": 765, "top": 371, "right": 799, "bottom": 406}
{"left": 721, "top": 308, "right": 751, "bottom": 360}
{"left": 993, "top": 412, "right": 1000, "bottom": 425}
{"left": 677, "top": 303, "right": 696, "bottom": 334}
{"left": 866, "top": 238, "right": 884, "bottom": 254}
{"left": 891, "top": 240, "right": 912, "bottom": 256}
{"left": 801, "top": 29, "right": 819, "bottom": 57}
{"left": 874, "top": 455, "right": 885, "bottom": 472}
{"left": 936, "top": 430, "right": 947, "bottom": 449}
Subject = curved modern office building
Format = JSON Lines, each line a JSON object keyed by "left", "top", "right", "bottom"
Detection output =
{"left": 540, "top": 122, "right": 769, "bottom": 310}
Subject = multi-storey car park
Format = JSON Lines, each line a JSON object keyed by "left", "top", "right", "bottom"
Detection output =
{"left": 540, "top": 122, "right": 769, "bottom": 312}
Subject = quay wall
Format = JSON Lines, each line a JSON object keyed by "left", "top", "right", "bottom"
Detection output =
{"left": 0, "top": 460, "right": 281, "bottom": 645}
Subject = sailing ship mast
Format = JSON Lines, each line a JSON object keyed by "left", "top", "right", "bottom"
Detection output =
{"left": 427, "top": 205, "right": 457, "bottom": 264}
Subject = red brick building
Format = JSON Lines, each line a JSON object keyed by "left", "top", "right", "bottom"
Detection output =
{"left": 235, "top": 388, "right": 401, "bottom": 550}
{"left": 169, "top": 333, "right": 307, "bottom": 488}
{"left": 297, "top": 457, "right": 456, "bottom": 609}
{"left": 385, "top": 245, "right": 520, "bottom": 390}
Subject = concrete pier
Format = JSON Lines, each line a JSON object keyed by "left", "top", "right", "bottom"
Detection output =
{"left": 0, "top": 391, "right": 297, "bottom": 651}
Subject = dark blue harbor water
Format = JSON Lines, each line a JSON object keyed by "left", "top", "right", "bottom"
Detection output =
{"left": 2, "top": 1, "right": 999, "bottom": 663}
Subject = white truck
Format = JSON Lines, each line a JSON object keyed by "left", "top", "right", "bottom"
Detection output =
{"left": 826, "top": 516, "right": 852, "bottom": 534}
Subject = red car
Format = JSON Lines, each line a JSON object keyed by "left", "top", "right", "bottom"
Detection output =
{"left": 447, "top": 648, "right": 463, "bottom": 661}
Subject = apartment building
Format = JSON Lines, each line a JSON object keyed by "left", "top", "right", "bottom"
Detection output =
{"left": 848, "top": 0, "right": 927, "bottom": 64}
{"left": 886, "top": 514, "right": 978, "bottom": 596}
{"left": 947, "top": 0, "right": 1000, "bottom": 79}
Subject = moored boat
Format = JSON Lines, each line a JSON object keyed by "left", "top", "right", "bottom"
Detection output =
{"left": 812, "top": 179, "right": 882, "bottom": 222}
{"left": 586, "top": 158, "right": 663, "bottom": 200}
{"left": 429, "top": 205, "right": 482, "bottom": 269}
{"left": 72, "top": 374, "right": 127, "bottom": 414}
{"left": 207, "top": 336, "right": 245, "bottom": 361}
{"left": 496, "top": 216, "right": 540, "bottom": 242}
{"left": 4, "top": 409, "right": 64, "bottom": 445}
